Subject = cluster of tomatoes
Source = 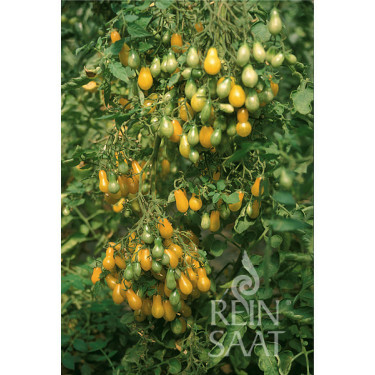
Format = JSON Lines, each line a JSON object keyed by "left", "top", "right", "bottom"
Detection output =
{"left": 88, "top": 7, "right": 294, "bottom": 328}
{"left": 91, "top": 217, "right": 211, "bottom": 334}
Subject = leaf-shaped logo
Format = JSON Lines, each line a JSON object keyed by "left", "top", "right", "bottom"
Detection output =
{"left": 231, "top": 252, "right": 260, "bottom": 304}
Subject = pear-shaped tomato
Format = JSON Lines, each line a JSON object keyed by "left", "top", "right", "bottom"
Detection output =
{"left": 199, "top": 126, "right": 214, "bottom": 148}
{"left": 171, "top": 33, "right": 183, "bottom": 53}
{"left": 251, "top": 177, "right": 264, "bottom": 197}
{"left": 150, "top": 57, "right": 161, "bottom": 77}
{"left": 201, "top": 212, "right": 210, "bottom": 230}
{"left": 185, "top": 79, "right": 197, "bottom": 100}
{"left": 197, "top": 268, "right": 211, "bottom": 292}
{"left": 252, "top": 41, "right": 266, "bottom": 63}
{"left": 268, "top": 8, "right": 283, "bottom": 35}
{"left": 271, "top": 52, "right": 284, "bottom": 68}
{"left": 285, "top": 53, "right": 297, "bottom": 65}
{"left": 200, "top": 100, "right": 212, "bottom": 124}
{"left": 178, "top": 272, "right": 193, "bottom": 295}
{"left": 189, "top": 194, "right": 202, "bottom": 211}
{"left": 189, "top": 149, "right": 199, "bottom": 163}
{"left": 91, "top": 267, "right": 102, "bottom": 284}
{"left": 128, "top": 50, "right": 140, "bottom": 69}
{"left": 99, "top": 170, "right": 109, "bottom": 193}
{"left": 187, "top": 47, "right": 200, "bottom": 68}
{"left": 169, "top": 119, "right": 182, "bottom": 143}
{"left": 216, "top": 77, "right": 232, "bottom": 99}
{"left": 204, "top": 47, "right": 221, "bottom": 75}
{"left": 161, "top": 55, "right": 168, "bottom": 73}
{"left": 166, "top": 51, "right": 178, "bottom": 74}
{"left": 245, "top": 89, "right": 260, "bottom": 113}
{"left": 158, "top": 217, "right": 173, "bottom": 239}
{"left": 249, "top": 199, "right": 261, "bottom": 219}
{"left": 113, "top": 283, "right": 125, "bottom": 304}
{"left": 141, "top": 298, "right": 152, "bottom": 316}
{"left": 241, "top": 64, "right": 258, "bottom": 88}
{"left": 174, "top": 189, "right": 189, "bottom": 213}
{"left": 236, "top": 121, "right": 252, "bottom": 137}
{"left": 126, "top": 289, "right": 142, "bottom": 310}
{"left": 119, "top": 43, "right": 130, "bottom": 66}
{"left": 191, "top": 87, "right": 207, "bottom": 112}
{"left": 163, "top": 300, "right": 177, "bottom": 321}
{"left": 159, "top": 116, "right": 174, "bottom": 137}
{"left": 210, "top": 128, "right": 222, "bottom": 147}
{"left": 209, "top": 210, "right": 220, "bottom": 232}
{"left": 187, "top": 125, "right": 199, "bottom": 146}
{"left": 228, "top": 191, "right": 244, "bottom": 212}
{"left": 236, "top": 43, "right": 251, "bottom": 67}
{"left": 229, "top": 85, "right": 246, "bottom": 108}
{"left": 138, "top": 67, "right": 153, "bottom": 91}
{"left": 179, "top": 134, "right": 191, "bottom": 159}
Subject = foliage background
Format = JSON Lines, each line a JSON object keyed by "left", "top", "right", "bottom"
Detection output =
{"left": 61, "top": 1, "right": 314, "bottom": 374}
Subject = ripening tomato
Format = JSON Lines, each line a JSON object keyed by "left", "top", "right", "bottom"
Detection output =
{"left": 179, "top": 134, "right": 191, "bottom": 159}
{"left": 91, "top": 267, "right": 102, "bottom": 284}
{"left": 199, "top": 126, "right": 214, "bottom": 148}
{"left": 141, "top": 298, "right": 152, "bottom": 316}
{"left": 178, "top": 97, "right": 194, "bottom": 122}
{"left": 152, "top": 295, "right": 164, "bottom": 318}
{"left": 204, "top": 47, "right": 221, "bottom": 75}
{"left": 194, "top": 22, "right": 204, "bottom": 32}
{"left": 197, "top": 268, "right": 211, "bottom": 292}
{"left": 186, "top": 267, "right": 198, "bottom": 288}
{"left": 236, "top": 43, "right": 251, "bottom": 67}
{"left": 228, "top": 191, "right": 245, "bottom": 212}
{"left": 163, "top": 300, "right": 177, "bottom": 321}
{"left": 171, "top": 33, "right": 183, "bottom": 53}
{"left": 126, "top": 176, "right": 139, "bottom": 194}
{"left": 229, "top": 85, "right": 246, "bottom": 108}
{"left": 174, "top": 189, "right": 189, "bottom": 213}
{"left": 209, "top": 210, "right": 220, "bottom": 232}
{"left": 236, "top": 121, "right": 252, "bottom": 137}
{"left": 164, "top": 248, "right": 179, "bottom": 269}
{"left": 118, "top": 176, "right": 129, "bottom": 197}
{"left": 245, "top": 89, "right": 260, "bottom": 113}
{"left": 161, "top": 159, "right": 170, "bottom": 176}
{"left": 270, "top": 79, "right": 279, "bottom": 97}
{"left": 158, "top": 218, "right": 173, "bottom": 238}
{"left": 191, "top": 87, "right": 207, "bottom": 112}
{"left": 99, "top": 170, "right": 109, "bottom": 193}
{"left": 112, "top": 283, "right": 125, "bottom": 304}
{"left": 178, "top": 273, "right": 193, "bottom": 295}
{"left": 189, "top": 194, "right": 202, "bottom": 211}
{"left": 251, "top": 177, "right": 264, "bottom": 197}
{"left": 138, "top": 67, "right": 153, "bottom": 91}
{"left": 169, "top": 119, "right": 182, "bottom": 143}
{"left": 237, "top": 108, "right": 249, "bottom": 123}
{"left": 119, "top": 42, "right": 130, "bottom": 66}
{"left": 126, "top": 289, "right": 143, "bottom": 310}
{"left": 103, "top": 255, "right": 115, "bottom": 271}
{"left": 110, "top": 30, "right": 121, "bottom": 43}
{"left": 115, "top": 255, "right": 126, "bottom": 269}
{"left": 169, "top": 243, "right": 183, "bottom": 258}
{"left": 105, "top": 274, "right": 118, "bottom": 290}
{"left": 140, "top": 248, "right": 152, "bottom": 271}
{"left": 113, "top": 198, "right": 125, "bottom": 213}
{"left": 106, "top": 246, "right": 115, "bottom": 257}
{"left": 249, "top": 199, "right": 261, "bottom": 219}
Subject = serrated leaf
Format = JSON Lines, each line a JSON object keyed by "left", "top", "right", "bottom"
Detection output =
{"left": 277, "top": 350, "right": 294, "bottom": 375}
{"left": 108, "top": 61, "right": 129, "bottom": 83}
{"left": 251, "top": 22, "right": 271, "bottom": 42}
{"left": 291, "top": 85, "right": 313, "bottom": 115}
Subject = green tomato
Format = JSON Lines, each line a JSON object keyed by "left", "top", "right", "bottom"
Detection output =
{"left": 280, "top": 168, "right": 293, "bottom": 189}
{"left": 124, "top": 267, "right": 134, "bottom": 281}
{"left": 285, "top": 53, "right": 297, "bottom": 65}
{"left": 132, "top": 262, "right": 142, "bottom": 278}
{"left": 172, "top": 300, "right": 182, "bottom": 312}
{"left": 152, "top": 241, "right": 164, "bottom": 259}
{"left": 162, "top": 30, "right": 171, "bottom": 45}
{"left": 150, "top": 117, "right": 159, "bottom": 132}
{"left": 210, "top": 128, "right": 222, "bottom": 147}
{"left": 252, "top": 41, "right": 266, "bottom": 63}
{"left": 161, "top": 55, "right": 168, "bottom": 73}
{"left": 201, "top": 213, "right": 210, "bottom": 230}
{"left": 185, "top": 79, "right": 197, "bottom": 100}
{"left": 260, "top": 88, "right": 274, "bottom": 104}
{"left": 200, "top": 100, "right": 212, "bottom": 124}
{"left": 271, "top": 53, "right": 284, "bottom": 68}
{"left": 219, "top": 204, "right": 230, "bottom": 220}
{"left": 108, "top": 172, "right": 120, "bottom": 194}
{"left": 166, "top": 269, "right": 177, "bottom": 290}
{"left": 226, "top": 118, "right": 237, "bottom": 136}
{"left": 151, "top": 260, "right": 162, "bottom": 273}
{"left": 150, "top": 57, "right": 161, "bottom": 77}
{"left": 246, "top": 203, "right": 253, "bottom": 217}
{"left": 216, "top": 77, "right": 232, "bottom": 99}
{"left": 236, "top": 42, "right": 251, "bottom": 67}
{"left": 187, "top": 125, "right": 199, "bottom": 146}
{"left": 161, "top": 253, "right": 170, "bottom": 266}
{"left": 266, "top": 46, "right": 277, "bottom": 63}
{"left": 268, "top": 8, "right": 282, "bottom": 35}
{"left": 169, "top": 289, "right": 180, "bottom": 306}
{"left": 181, "top": 67, "right": 192, "bottom": 79}
{"left": 241, "top": 64, "right": 258, "bottom": 88}
{"left": 245, "top": 89, "right": 260, "bottom": 113}
{"left": 128, "top": 50, "right": 140, "bottom": 69}
{"left": 186, "top": 47, "right": 200, "bottom": 68}
{"left": 189, "top": 149, "right": 200, "bottom": 163}
{"left": 118, "top": 161, "right": 129, "bottom": 175}
{"left": 208, "top": 78, "right": 217, "bottom": 98}
{"left": 141, "top": 225, "right": 154, "bottom": 244}
{"left": 171, "top": 318, "right": 183, "bottom": 334}
{"left": 166, "top": 51, "right": 178, "bottom": 74}
{"left": 159, "top": 116, "right": 174, "bottom": 137}
{"left": 191, "top": 68, "right": 203, "bottom": 79}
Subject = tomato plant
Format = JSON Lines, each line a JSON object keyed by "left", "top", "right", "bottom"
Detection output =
{"left": 62, "top": 1, "right": 314, "bottom": 374}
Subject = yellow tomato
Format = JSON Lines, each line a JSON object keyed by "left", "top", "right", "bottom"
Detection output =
{"left": 229, "top": 85, "right": 246, "bottom": 107}
{"left": 236, "top": 121, "right": 252, "bottom": 137}
{"left": 138, "top": 67, "right": 153, "bottom": 91}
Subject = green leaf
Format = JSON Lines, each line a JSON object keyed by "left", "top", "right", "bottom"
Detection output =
{"left": 127, "top": 17, "right": 152, "bottom": 38}
{"left": 155, "top": 0, "right": 174, "bottom": 9}
{"left": 167, "top": 191, "right": 176, "bottom": 203}
{"left": 255, "top": 344, "right": 278, "bottom": 375}
{"left": 61, "top": 233, "right": 87, "bottom": 254}
{"left": 124, "top": 14, "right": 139, "bottom": 22}
{"left": 272, "top": 191, "right": 296, "bottom": 206}
{"left": 270, "top": 235, "right": 283, "bottom": 249}
{"left": 167, "top": 72, "right": 181, "bottom": 88}
{"left": 62, "top": 352, "right": 75, "bottom": 370}
{"left": 216, "top": 180, "right": 226, "bottom": 191}
{"left": 120, "top": 311, "right": 134, "bottom": 325}
{"left": 211, "top": 240, "right": 227, "bottom": 257}
{"left": 73, "top": 339, "right": 88, "bottom": 352}
{"left": 277, "top": 350, "right": 294, "bottom": 375}
{"left": 266, "top": 218, "right": 311, "bottom": 232}
{"left": 88, "top": 339, "right": 108, "bottom": 352}
{"left": 109, "top": 61, "right": 129, "bottom": 83}
{"left": 251, "top": 22, "right": 271, "bottom": 42}
{"left": 223, "top": 192, "right": 240, "bottom": 204}
{"left": 168, "top": 358, "right": 182, "bottom": 374}
{"left": 107, "top": 39, "right": 125, "bottom": 55}
{"left": 291, "top": 85, "right": 313, "bottom": 115}
{"left": 212, "top": 192, "right": 221, "bottom": 204}
{"left": 138, "top": 42, "right": 154, "bottom": 53}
